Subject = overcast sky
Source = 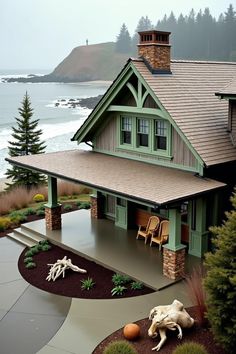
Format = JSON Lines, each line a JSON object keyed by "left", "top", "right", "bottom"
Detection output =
{"left": 0, "top": 0, "right": 233, "bottom": 71}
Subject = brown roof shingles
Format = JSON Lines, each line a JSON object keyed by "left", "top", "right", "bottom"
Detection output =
{"left": 132, "top": 59, "right": 236, "bottom": 166}
{"left": 6, "top": 150, "right": 225, "bottom": 205}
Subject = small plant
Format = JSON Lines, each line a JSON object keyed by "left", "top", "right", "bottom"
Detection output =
{"left": 131, "top": 281, "right": 144, "bottom": 290}
{"left": 0, "top": 216, "right": 11, "bottom": 231}
{"left": 63, "top": 204, "right": 72, "bottom": 211}
{"left": 30, "top": 245, "right": 40, "bottom": 254}
{"left": 24, "top": 257, "right": 33, "bottom": 263}
{"left": 112, "top": 273, "right": 131, "bottom": 286}
{"left": 172, "top": 342, "right": 209, "bottom": 354}
{"left": 78, "top": 202, "right": 90, "bottom": 210}
{"left": 81, "top": 277, "right": 95, "bottom": 290}
{"left": 24, "top": 249, "right": 34, "bottom": 257}
{"left": 103, "top": 340, "right": 138, "bottom": 354}
{"left": 33, "top": 194, "right": 45, "bottom": 203}
{"left": 25, "top": 262, "right": 36, "bottom": 269}
{"left": 24, "top": 208, "right": 36, "bottom": 216}
{"left": 37, "top": 204, "right": 45, "bottom": 211}
{"left": 9, "top": 211, "right": 27, "bottom": 224}
{"left": 111, "top": 285, "right": 127, "bottom": 296}
{"left": 36, "top": 209, "right": 45, "bottom": 216}
{"left": 41, "top": 243, "right": 52, "bottom": 251}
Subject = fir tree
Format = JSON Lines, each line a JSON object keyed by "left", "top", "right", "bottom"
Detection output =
{"left": 204, "top": 190, "right": 236, "bottom": 353}
{"left": 6, "top": 92, "right": 46, "bottom": 189}
{"left": 115, "top": 23, "right": 131, "bottom": 54}
{"left": 131, "top": 16, "right": 153, "bottom": 55}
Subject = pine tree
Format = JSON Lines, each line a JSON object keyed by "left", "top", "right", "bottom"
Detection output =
{"left": 115, "top": 23, "right": 131, "bottom": 54}
{"left": 6, "top": 92, "right": 46, "bottom": 189}
{"left": 204, "top": 190, "right": 236, "bottom": 353}
{"left": 131, "top": 16, "right": 153, "bottom": 55}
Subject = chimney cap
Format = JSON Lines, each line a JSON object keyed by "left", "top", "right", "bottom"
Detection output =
{"left": 138, "top": 30, "right": 171, "bottom": 36}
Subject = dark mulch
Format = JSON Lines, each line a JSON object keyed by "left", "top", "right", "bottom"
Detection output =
{"left": 18, "top": 243, "right": 154, "bottom": 299}
{"left": 93, "top": 307, "right": 227, "bottom": 354}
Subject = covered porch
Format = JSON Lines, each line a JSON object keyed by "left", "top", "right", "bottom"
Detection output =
{"left": 19, "top": 209, "right": 202, "bottom": 290}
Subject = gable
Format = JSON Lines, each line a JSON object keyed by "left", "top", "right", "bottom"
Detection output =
{"left": 72, "top": 60, "right": 204, "bottom": 172}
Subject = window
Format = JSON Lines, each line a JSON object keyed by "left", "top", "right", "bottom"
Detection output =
{"left": 121, "top": 117, "right": 132, "bottom": 144}
{"left": 137, "top": 118, "right": 149, "bottom": 147}
{"left": 155, "top": 120, "right": 167, "bottom": 150}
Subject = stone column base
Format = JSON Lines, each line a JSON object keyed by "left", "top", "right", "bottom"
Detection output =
{"left": 163, "top": 247, "right": 185, "bottom": 280}
{"left": 45, "top": 205, "right": 62, "bottom": 230}
{"left": 90, "top": 196, "right": 103, "bottom": 219}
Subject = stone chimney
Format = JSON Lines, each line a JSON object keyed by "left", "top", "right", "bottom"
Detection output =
{"left": 138, "top": 30, "right": 171, "bottom": 74}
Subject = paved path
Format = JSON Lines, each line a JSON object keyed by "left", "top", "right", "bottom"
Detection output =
{"left": 0, "top": 236, "right": 193, "bottom": 354}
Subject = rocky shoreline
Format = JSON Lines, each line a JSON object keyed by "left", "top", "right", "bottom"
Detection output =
{"left": 55, "top": 95, "right": 103, "bottom": 109}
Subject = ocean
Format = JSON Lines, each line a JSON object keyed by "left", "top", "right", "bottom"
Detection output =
{"left": 0, "top": 70, "right": 110, "bottom": 179}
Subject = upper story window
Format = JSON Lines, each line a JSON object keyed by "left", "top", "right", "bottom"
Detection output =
{"left": 155, "top": 120, "right": 167, "bottom": 150}
{"left": 137, "top": 118, "right": 149, "bottom": 147}
{"left": 121, "top": 116, "right": 132, "bottom": 144}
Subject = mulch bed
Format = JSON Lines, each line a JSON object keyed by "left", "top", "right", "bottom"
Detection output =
{"left": 92, "top": 307, "right": 227, "bottom": 354}
{"left": 18, "top": 243, "right": 154, "bottom": 299}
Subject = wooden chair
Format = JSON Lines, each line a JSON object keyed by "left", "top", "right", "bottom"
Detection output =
{"left": 136, "top": 216, "right": 160, "bottom": 244}
{"left": 150, "top": 220, "right": 169, "bottom": 250}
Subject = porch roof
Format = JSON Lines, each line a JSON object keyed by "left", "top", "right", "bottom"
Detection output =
{"left": 6, "top": 150, "right": 225, "bottom": 206}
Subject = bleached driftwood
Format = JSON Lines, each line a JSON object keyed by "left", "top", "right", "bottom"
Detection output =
{"left": 46, "top": 255, "right": 87, "bottom": 281}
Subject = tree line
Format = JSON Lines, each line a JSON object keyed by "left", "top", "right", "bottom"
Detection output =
{"left": 116, "top": 4, "right": 236, "bottom": 62}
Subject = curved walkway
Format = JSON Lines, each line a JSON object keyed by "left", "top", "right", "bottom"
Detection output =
{"left": 0, "top": 236, "right": 193, "bottom": 354}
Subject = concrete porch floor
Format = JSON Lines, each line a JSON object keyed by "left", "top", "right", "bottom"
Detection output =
{"left": 22, "top": 209, "right": 202, "bottom": 290}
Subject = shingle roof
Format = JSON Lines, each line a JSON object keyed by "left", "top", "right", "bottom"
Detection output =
{"left": 6, "top": 150, "right": 225, "bottom": 206}
{"left": 132, "top": 59, "right": 236, "bottom": 166}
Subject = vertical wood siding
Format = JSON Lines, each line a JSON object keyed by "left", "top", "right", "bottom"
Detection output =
{"left": 172, "top": 129, "right": 196, "bottom": 167}
{"left": 94, "top": 114, "right": 117, "bottom": 152}
{"left": 231, "top": 101, "right": 236, "bottom": 142}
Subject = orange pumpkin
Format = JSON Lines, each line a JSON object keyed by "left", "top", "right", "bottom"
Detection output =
{"left": 123, "top": 323, "right": 140, "bottom": 340}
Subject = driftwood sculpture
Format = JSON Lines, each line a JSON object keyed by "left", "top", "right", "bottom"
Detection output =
{"left": 46, "top": 256, "right": 87, "bottom": 281}
{"left": 148, "top": 299, "right": 195, "bottom": 351}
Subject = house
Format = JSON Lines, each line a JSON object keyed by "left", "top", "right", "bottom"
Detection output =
{"left": 6, "top": 30, "right": 236, "bottom": 280}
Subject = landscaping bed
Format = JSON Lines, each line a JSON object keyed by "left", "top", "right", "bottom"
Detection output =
{"left": 93, "top": 307, "right": 226, "bottom": 354}
{"left": 18, "top": 242, "right": 154, "bottom": 299}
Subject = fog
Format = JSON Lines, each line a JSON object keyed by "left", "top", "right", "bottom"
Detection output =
{"left": 0, "top": 0, "right": 232, "bottom": 70}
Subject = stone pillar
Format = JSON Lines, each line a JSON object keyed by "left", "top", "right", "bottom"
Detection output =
{"left": 90, "top": 193, "right": 104, "bottom": 219}
{"left": 163, "top": 208, "right": 186, "bottom": 280}
{"left": 163, "top": 247, "right": 185, "bottom": 280}
{"left": 45, "top": 205, "right": 62, "bottom": 230}
{"left": 45, "top": 176, "right": 61, "bottom": 230}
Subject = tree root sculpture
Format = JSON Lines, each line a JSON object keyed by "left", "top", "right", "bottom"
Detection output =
{"left": 46, "top": 256, "right": 87, "bottom": 281}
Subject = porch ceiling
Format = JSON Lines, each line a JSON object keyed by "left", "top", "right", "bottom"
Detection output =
{"left": 6, "top": 150, "right": 225, "bottom": 206}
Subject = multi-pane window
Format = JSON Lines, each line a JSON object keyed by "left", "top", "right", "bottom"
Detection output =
{"left": 137, "top": 118, "right": 149, "bottom": 147}
{"left": 121, "top": 117, "right": 132, "bottom": 144}
{"left": 155, "top": 120, "right": 167, "bottom": 150}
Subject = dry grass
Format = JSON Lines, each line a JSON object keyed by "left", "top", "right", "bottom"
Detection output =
{"left": 0, "top": 181, "right": 91, "bottom": 216}
{"left": 185, "top": 267, "right": 208, "bottom": 327}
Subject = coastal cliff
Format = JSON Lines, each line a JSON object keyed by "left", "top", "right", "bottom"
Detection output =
{"left": 6, "top": 42, "right": 129, "bottom": 83}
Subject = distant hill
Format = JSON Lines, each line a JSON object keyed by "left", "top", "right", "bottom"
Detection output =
{"left": 6, "top": 42, "right": 130, "bottom": 83}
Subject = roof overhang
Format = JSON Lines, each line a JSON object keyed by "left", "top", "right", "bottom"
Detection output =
{"left": 6, "top": 150, "right": 226, "bottom": 207}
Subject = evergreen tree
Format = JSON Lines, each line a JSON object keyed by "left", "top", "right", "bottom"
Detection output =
{"left": 6, "top": 92, "right": 46, "bottom": 189}
{"left": 204, "top": 191, "right": 236, "bottom": 353}
{"left": 224, "top": 4, "right": 236, "bottom": 60}
{"left": 115, "top": 23, "right": 131, "bottom": 54}
{"left": 131, "top": 16, "right": 153, "bottom": 55}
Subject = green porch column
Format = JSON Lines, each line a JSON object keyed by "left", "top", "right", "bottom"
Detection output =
{"left": 45, "top": 176, "right": 61, "bottom": 230}
{"left": 189, "top": 197, "right": 208, "bottom": 257}
{"left": 163, "top": 208, "right": 186, "bottom": 280}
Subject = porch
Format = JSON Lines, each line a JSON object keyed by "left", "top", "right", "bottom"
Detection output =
{"left": 16, "top": 209, "right": 202, "bottom": 290}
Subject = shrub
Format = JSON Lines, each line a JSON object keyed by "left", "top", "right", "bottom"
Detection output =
{"left": 63, "top": 204, "right": 72, "bottom": 211}
{"left": 131, "top": 281, "right": 144, "bottom": 290}
{"left": 78, "top": 202, "right": 90, "bottom": 210}
{"left": 0, "top": 217, "right": 11, "bottom": 231}
{"left": 25, "top": 249, "right": 34, "bottom": 257}
{"left": 25, "top": 262, "right": 36, "bottom": 269}
{"left": 103, "top": 340, "right": 137, "bottom": 354}
{"left": 204, "top": 191, "right": 236, "bottom": 353}
{"left": 112, "top": 273, "right": 131, "bottom": 286}
{"left": 24, "top": 208, "right": 36, "bottom": 216}
{"left": 41, "top": 243, "right": 51, "bottom": 251}
{"left": 111, "top": 285, "right": 127, "bottom": 296}
{"left": 185, "top": 267, "right": 207, "bottom": 327}
{"left": 24, "top": 257, "right": 33, "bottom": 263}
{"left": 81, "top": 277, "right": 95, "bottom": 290}
{"left": 36, "top": 209, "right": 45, "bottom": 216}
{"left": 33, "top": 194, "right": 45, "bottom": 203}
{"left": 172, "top": 342, "right": 208, "bottom": 354}
{"left": 30, "top": 245, "right": 40, "bottom": 254}
{"left": 9, "top": 211, "right": 27, "bottom": 224}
